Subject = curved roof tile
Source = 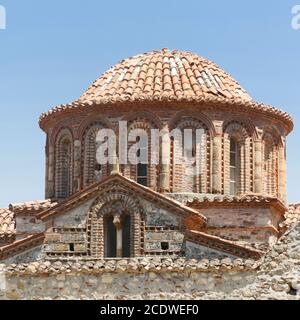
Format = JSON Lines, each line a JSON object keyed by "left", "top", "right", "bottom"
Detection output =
{"left": 39, "top": 49, "right": 293, "bottom": 132}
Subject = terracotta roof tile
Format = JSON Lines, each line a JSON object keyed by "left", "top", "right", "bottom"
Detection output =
{"left": 9, "top": 199, "right": 57, "bottom": 215}
{"left": 39, "top": 49, "right": 293, "bottom": 132}
{"left": 0, "top": 209, "right": 15, "bottom": 238}
{"left": 0, "top": 257, "right": 258, "bottom": 274}
{"left": 168, "top": 194, "right": 286, "bottom": 212}
{"left": 186, "top": 230, "right": 264, "bottom": 260}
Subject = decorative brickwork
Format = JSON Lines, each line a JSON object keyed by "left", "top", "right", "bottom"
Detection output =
{"left": 262, "top": 132, "right": 279, "bottom": 197}
{"left": 0, "top": 49, "right": 295, "bottom": 293}
{"left": 86, "top": 189, "right": 143, "bottom": 258}
{"left": 54, "top": 128, "right": 73, "bottom": 199}
{"left": 46, "top": 111, "right": 288, "bottom": 203}
{"left": 123, "top": 116, "right": 159, "bottom": 190}
{"left": 223, "top": 121, "right": 254, "bottom": 196}
{"left": 82, "top": 121, "right": 110, "bottom": 188}
{"left": 170, "top": 116, "right": 211, "bottom": 193}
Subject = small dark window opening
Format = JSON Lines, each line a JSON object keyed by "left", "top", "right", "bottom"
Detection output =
{"left": 137, "top": 163, "right": 148, "bottom": 186}
{"left": 161, "top": 242, "right": 169, "bottom": 250}
{"left": 69, "top": 243, "right": 74, "bottom": 252}
{"left": 105, "top": 215, "right": 117, "bottom": 258}
{"left": 122, "top": 214, "right": 131, "bottom": 258}
{"left": 95, "top": 164, "right": 102, "bottom": 171}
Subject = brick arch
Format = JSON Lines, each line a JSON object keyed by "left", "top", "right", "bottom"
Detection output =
{"left": 262, "top": 125, "right": 282, "bottom": 146}
{"left": 50, "top": 120, "right": 76, "bottom": 147}
{"left": 54, "top": 128, "right": 73, "bottom": 199}
{"left": 77, "top": 115, "right": 114, "bottom": 141}
{"left": 86, "top": 191, "right": 143, "bottom": 258}
{"left": 168, "top": 110, "right": 216, "bottom": 136}
{"left": 223, "top": 121, "right": 251, "bottom": 141}
{"left": 262, "top": 131, "right": 279, "bottom": 197}
{"left": 169, "top": 115, "right": 212, "bottom": 193}
{"left": 122, "top": 114, "right": 160, "bottom": 190}
{"left": 223, "top": 119, "right": 257, "bottom": 140}
{"left": 222, "top": 121, "right": 254, "bottom": 195}
{"left": 81, "top": 121, "right": 113, "bottom": 188}
{"left": 122, "top": 110, "right": 163, "bottom": 130}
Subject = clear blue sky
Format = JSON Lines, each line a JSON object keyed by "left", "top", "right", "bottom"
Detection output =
{"left": 0, "top": 1, "right": 299, "bottom": 207}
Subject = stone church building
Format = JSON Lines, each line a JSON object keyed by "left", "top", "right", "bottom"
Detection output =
{"left": 0, "top": 49, "right": 298, "bottom": 299}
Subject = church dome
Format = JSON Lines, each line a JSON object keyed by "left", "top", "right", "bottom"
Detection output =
{"left": 39, "top": 49, "right": 293, "bottom": 132}
{"left": 78, "top": 48, "right": 252, "bottom": 104}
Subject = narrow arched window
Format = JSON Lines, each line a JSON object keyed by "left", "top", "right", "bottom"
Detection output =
{"left": 223, "top": 121, "right": 252, "bottom": 196}
{"left": 55, "top": 131, "right": 73, "bottom": 199}
{"left": 82, "top": 123, "right": 110, "bottom": 187}
{"left": 136, "top": 136, "right": 148, "bottom": 186}
{"left": 104, "top": 212, "right": 131, "bottom": 258}
{"left": 104, "top": 215, "right": 116, "bottom": 258}
{"left": 229, "top": 138, "right": 238, "bottom": 195}
{"left": 263, "top": 134, "right": 278, "bottom": 196}
{"left": 170, "top": 118, "right": 210, "bottom": 193}
{"left": 125, "top": 117, "right": 159, "bottom": 191}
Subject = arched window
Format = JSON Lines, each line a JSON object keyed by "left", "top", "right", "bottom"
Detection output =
{"left": 170, "top": 117, "right": 211, "bottom": 193}
{"left": 82, "top": 123, "right": 110, "bottom": 187}
{"left": 104, "top": 213, "right": 131, "bottom": 258}
{"left": 263, "top": 133, "right": 278, "bottom": 196}
{"left": 229, "top": 138, "right": 238, "bottom": 195}
{"left": 223, "top": 121, "right": 253, "bottom": 196}
{"left": 87, "top": 192, "right": 143, "bottom": 259}
{"left": 124, "top": 118, "right": 158, "bottom": 190}
{"left": 104, "top": 215, "right": 116, "bottom": 258}
{"left": 55, "top": 129, "right": 73, "bottom": 199}
{"left": 136, "top": 136, "right": 148, "bottom": 186}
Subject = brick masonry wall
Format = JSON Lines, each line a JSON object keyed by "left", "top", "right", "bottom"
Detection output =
{"left": 200, "top": 206, "right": 280, "bottom": 247}
{"left": 45, "top": 105, "right": 287, "bottom": 202}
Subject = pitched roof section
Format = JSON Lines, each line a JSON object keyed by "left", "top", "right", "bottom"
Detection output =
{"left": 36, "top": 173, "right": 207, "bottom": 225}
{"left": 186, "top": 194, "right": 286, "bottom": 212}
{"left": 186, "top": 230, "right": 264, "bottom": 260}
{"left": 9, "top": 199, "right": 57, "bottom": 215}
{"left": 0, "top": 209, "right": 15, "bottom": 240}
{"left": 39, "top": 49, "right": 293, "bottom": 132}
{"left": 0, "top": 233, "right": 45, "bottom": 261}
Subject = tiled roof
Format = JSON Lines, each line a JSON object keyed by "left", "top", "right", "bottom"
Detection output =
{"left": 186, "top": 230, "right": 264, "bottom": 260}
{"left": 179, "top": 194, "right": 286, "bottom": 211}
{"left": 9, "top": 199, "right": 57, "bottom": 215}
{"left": 0, "top": 209, "right": 15, "bottom": 239}
{"left": 39, "top": 49, "right": 293, "bottom": 131}
{"left": 79, "top": 48, "right": 252, "bottom": 103}
{"left": 0, "top": 233, "right": 45, "bottom": 261}
{"left": 279, "top": 203, "right": 300, "bottom": 229}
{"left": 0, "top": 257, "right": 258, "bottom": 274}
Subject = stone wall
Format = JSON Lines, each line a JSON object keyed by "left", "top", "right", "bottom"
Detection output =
{"left": 2, "top": 217, "right": 300, "bottom": 300}
{"left": 0, "top": 258, "right": 257, "bottom": 300}
{"left": 229, "top": 219, "right": 300, "bottom": 299}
